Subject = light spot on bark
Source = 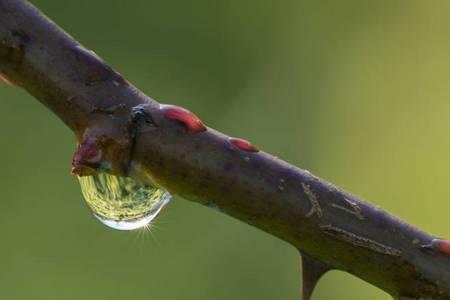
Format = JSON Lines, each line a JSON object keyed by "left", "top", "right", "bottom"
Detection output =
{"left": 301, "top": 183, "right": 323, "bottom": 218}
{"left": 329, "top": 197, "right": 364, "bottom": 220}
{"left": 320, "top": 224, "right": 402, "bottom": 257}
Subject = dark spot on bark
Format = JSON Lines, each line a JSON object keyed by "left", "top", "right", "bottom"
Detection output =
{"left": 92, "top": 103, "right": 127, "bottom": 115}
{"left": 156, "top": 159, "right": 165, "bottom": 168}
{"left": 172, "top": 128, "right": 182, "bottom": 136}
{"left": 229, "top": 176, "right": 238, "bottom": 184}
{"left": 223, "top": 162, "right": 233, "bottom": 172}
{"left": 11, "top": 29, "right": 30, "bottom": 44}
{"left": 251, "top": 161, "right": 262, "bottom": 171}
{"left": 0, "top": 2, "right": 7, "bottom": 12}
{"left": 0, "top": 29, "right": 30, "bottom": 63}
{"left": 220, "top": 185, "right": 231, "bottom": 194}
{"left": 72, "top": 46, "right": 122, "bottom": 86}
{"left": 199, "top": 181, "right": 209, "bottom": 189}
{"left": 178, "top": 170, "right": 188, "bottom": 180}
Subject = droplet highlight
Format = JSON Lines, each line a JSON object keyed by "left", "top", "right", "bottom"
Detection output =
{"left": 78, "top": 172, "right": 171, "bottom": 230}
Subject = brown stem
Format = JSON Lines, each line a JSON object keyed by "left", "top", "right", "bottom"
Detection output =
{"left": 0, "top": 1, "right": 448, "bottom": 299}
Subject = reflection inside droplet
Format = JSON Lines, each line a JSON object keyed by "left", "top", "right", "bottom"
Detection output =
{"left": 78, "top": 172, "right": 171, "bottom": 230}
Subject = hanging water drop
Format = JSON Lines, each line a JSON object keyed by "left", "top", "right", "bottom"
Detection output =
{"left": 78, "top": 172, "right": 171, "bottom": 230}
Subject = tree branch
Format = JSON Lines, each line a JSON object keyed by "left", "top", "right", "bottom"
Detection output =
{"left": 0, "top": 1, "right": 448, "bottom": 299}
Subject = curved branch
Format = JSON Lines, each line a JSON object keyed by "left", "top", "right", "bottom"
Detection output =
{"left": 0, "top": 1, "right": 449, "bottom": 299}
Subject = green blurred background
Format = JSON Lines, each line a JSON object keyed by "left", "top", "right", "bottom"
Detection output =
{"left": 0, "top": 0, "right": 449, "bottom": 299}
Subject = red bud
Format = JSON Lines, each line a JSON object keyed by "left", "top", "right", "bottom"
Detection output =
{"left": 71, "top": 140, "right": 102, "bottom": 175}
{"left": 431, "top": 239, "right": 450, "bottom": 256}
{"left": 229, "top": 137, "right": 259, "bottom": 153}
{"left": 162, "top": 105, "right": 206, "bottom": 133}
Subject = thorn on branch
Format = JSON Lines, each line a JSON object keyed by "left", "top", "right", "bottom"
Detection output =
{"left": 300, "top": 253, "right": 333, "bottom": 300}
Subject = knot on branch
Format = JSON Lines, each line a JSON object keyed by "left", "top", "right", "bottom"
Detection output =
{"left": 0, "top": 29, "right": 30, "bottom": 64}
{"left": 71, "top": 104, "right": 160, "bottom": 178}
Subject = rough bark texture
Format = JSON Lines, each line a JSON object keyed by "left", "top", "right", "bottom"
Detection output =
{"left": 0, "top": 1, "right": 449, "bottom": 299}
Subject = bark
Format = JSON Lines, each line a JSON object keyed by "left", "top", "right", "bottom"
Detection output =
{"left": 0, "top": 1, "right": 448, "bottom": 299}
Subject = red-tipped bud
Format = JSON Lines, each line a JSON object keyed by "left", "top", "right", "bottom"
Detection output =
{"left": 71, "top": 165, "right": 81, "bottom": 175}
{"left": 229, "top": 137, "right": 259, "bottom": 153}
{"left": 161, "top": 105, "right": 206, "bottom": 133}
{"left": 431, "top": 239, "right": 450, "bottom": 256}
{"left": 71, "top": 140, "right": 103, "bottom": 176}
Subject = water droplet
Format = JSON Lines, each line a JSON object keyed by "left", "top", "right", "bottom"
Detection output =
{"left": 78, "top": 172, "right": 171, "bottom": 230}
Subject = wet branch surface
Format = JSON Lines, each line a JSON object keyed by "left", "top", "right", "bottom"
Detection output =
{"left": 0, "top": 1, "right": 449, "bottom": 299}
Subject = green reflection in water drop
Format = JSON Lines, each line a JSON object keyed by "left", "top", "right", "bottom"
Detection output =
{"left": 78, "top": 173, "right": 171, "bottom": 230}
